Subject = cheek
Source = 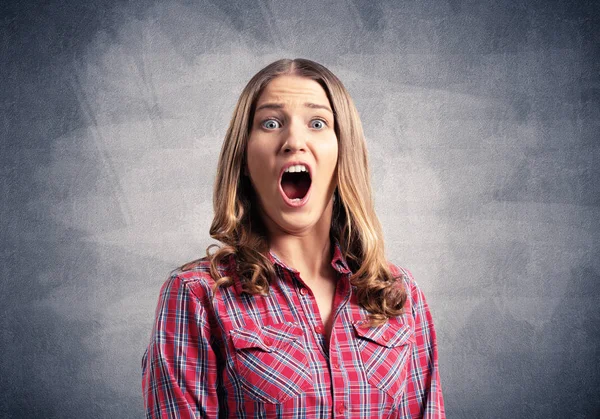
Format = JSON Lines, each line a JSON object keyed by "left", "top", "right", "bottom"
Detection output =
{"left": 246, "top": 143, "right": 272, "bottom": 186}
{"left": 323, "top": 137, "right": 339, "bottom": 172}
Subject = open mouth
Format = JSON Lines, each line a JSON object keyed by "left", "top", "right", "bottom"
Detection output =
{"left": 280, "top": 167, "right": 312, "bottom": 202}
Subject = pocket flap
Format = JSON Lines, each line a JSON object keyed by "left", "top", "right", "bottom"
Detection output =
{"left": 353, "top": 320, "right": 414, "bottom": 348}
{"left": 230, "top": 322, "right": 304, "bottom": 352}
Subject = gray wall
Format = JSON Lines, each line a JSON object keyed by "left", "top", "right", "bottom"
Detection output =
{"left": 1, "top": 0, "right": 598, "bottom": 417}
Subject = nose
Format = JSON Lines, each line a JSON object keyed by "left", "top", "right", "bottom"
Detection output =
{"left": 281, "top": 119, "right": 307, "bottom": 154}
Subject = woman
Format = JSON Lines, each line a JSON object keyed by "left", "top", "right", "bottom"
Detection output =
{"left": 142, "top": 58, "right": 445, "bottom": 418}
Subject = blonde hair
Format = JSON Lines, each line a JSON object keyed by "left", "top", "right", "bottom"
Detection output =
{"left": 181, "top": 58, "right": 406, "bottom": 325}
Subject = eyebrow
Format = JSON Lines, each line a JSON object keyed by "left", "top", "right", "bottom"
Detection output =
{"left": 255, "top": 102, "right": 334, "bottom": 115}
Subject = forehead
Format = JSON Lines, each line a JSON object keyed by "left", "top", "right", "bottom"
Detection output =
{"left": 256, "top": 75, "right": 330, "bottom": 106}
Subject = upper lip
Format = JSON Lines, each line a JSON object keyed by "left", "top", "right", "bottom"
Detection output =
{"left": 279, "top": 161, "right": 313, "bottom": 181}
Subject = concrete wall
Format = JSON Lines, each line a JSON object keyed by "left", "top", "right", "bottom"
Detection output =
{"left": 1, "top": 0, "right": 598, "bottom": 417}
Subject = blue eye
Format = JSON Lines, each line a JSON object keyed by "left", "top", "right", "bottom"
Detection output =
{"left": 262, "top": 119, "right": 280, "bottom": 130}
{"left": 311, "top": 119, "right": 326, "bottom": 130}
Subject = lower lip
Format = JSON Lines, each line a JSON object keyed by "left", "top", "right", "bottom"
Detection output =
{"left": 279, "top": 182, "right": 312, "bottom": 208}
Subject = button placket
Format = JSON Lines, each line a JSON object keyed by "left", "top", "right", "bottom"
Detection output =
{"left": 329, "top": 330, "right": 349, "bottom": 418}
{"left": 293, "top": 278, "right": 329, "bottom": 357}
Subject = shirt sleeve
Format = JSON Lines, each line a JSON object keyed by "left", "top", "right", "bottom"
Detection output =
{"left": 402, "top": 268, "right": 446, "bottom": 418}
{"left": 142, "top": 274, "right": 219, "bottom": 418}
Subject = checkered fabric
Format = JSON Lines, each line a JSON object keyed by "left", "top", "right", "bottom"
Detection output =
{"left": 142, "top": 241, "right": 445, "bottom": 418}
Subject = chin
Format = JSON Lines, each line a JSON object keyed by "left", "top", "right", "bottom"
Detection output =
{"left": 276, "top": 213, "right": 317, "bottom": 234}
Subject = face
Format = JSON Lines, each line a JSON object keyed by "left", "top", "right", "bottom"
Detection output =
{"left": 245, "top": 75, "right": 339, "bottom": 237}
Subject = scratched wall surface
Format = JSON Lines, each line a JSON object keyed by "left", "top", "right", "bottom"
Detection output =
{"left": 1, "top": 0, "right": 598, "bottom": 417}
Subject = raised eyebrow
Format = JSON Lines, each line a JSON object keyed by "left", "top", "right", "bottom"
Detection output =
{"left": 255, "top": 103, "right": 284, "bottom": 112}
{"left": 304, "top": 102, "right": 334, "bottom": 115}
{"left": 254, "top": 102, "right": 334, "bottom": 115}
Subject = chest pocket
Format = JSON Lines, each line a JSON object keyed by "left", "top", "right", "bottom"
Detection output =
{"left": 229, "top": 322, "right": 312, "bottom": 404}
{"left": 353, "top": 319, "right": 415, "bottom": 400}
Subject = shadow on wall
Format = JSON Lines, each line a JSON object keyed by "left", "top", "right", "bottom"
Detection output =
{"left": 0, "top": 233, "right": 122, "bottom": 417}
{"left": 454, "top": 262, "right": 600, "bottom": 418}
{"left": 1, "top": 0, "right": 145, "bottom": 417}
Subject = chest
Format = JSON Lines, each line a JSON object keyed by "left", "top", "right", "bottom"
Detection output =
{"left": 307, "top": 277, "right": 337, "bottom": 334}
{"left": 215, "top": 286, "right": 416, "bottom": 417}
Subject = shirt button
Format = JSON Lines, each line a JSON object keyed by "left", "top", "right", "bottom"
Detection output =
{"left": 263, "top": 337, "right": 273, "bottom": 346}
{"left": 315, "top": 325, "right": 323, "bottom": 334}
{"left": 336, "top": 403, "right": 345, "bottom": 414}
{"left": 383, "top": 333, "right": 390, "bottom": 342}
{"left": 299, "top": 288, "right": 307, "bottom": 296}
{"left": 333, "top": 363, "right": 341, "bottom": 369}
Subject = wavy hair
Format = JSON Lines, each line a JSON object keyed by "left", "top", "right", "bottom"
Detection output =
{"left": 180, "top": 58, "right": 407, "bottom": 325}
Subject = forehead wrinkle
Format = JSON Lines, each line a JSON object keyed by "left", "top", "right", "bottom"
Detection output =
{"left": 256, "top": 78, "right": 331, "bottom": 110}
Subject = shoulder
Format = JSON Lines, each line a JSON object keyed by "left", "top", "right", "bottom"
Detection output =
{"left": 387, "top": 262, "right": 415, "bottom": 292}
{"left": 158, "top": 255, "right": 234, "bottom": 303}
{"left": 387, "top": 262, "right": 428, "bottom": 313}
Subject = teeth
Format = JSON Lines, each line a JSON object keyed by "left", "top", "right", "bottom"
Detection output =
{"left": 284, "top": 164, "right": 308, "bottom": 173}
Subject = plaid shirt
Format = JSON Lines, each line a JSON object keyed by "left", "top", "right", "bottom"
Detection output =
{"left": 142, "top": 242, "right": 445, "bottom": 418}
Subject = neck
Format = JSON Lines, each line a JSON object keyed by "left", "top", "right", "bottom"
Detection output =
{"left": 264, "top": 198, "right": 336, "bottom": 281}
{"left": 270, "top": 229, "right": 334, "bottom": 280}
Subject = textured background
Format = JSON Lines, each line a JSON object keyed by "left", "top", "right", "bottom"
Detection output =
{"left": 1, "top": 0, "right": 599, "bottom": 418}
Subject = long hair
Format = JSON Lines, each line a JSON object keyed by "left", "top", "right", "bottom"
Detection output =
{"left": 181, "top": 58, "right": 406, "bottom": 325}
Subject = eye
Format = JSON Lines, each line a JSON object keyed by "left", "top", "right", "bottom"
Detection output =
{"left": 310, "top": 119, "right": 327, "bottom": 130}
{"left": 261, "top": 119, "right": 281, "bottom": 130}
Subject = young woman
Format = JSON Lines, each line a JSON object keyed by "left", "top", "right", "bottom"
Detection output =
{"left": 142, "top": 58, "right": 445, "bottom": 418}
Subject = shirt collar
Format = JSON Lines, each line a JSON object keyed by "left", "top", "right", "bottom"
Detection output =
{"left": 267, "top": 237, "right": 352, "bottom": 275}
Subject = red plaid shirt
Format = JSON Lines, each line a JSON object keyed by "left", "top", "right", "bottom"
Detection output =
{"left": 142, "top": 241, "right": 445, "bottom": 418}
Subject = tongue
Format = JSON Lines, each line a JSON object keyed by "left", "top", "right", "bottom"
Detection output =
{"left": 282, "top": 177, "right": 311, "bottom": 200}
